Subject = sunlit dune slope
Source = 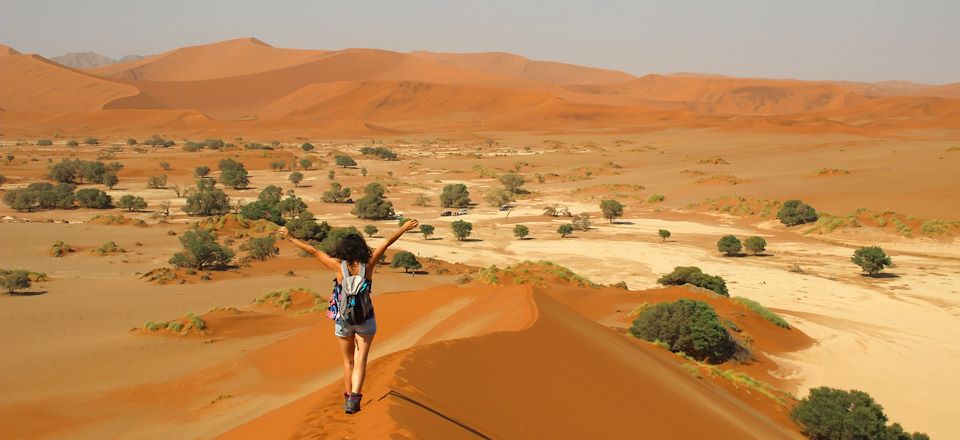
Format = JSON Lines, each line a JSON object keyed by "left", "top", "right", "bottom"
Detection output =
{"left": 0, "top": 53, "right": 139, "bottom": 113}
{"left": 221, "top": 287, "right": 800, "bottom": 439}
{"left": 410, "top": 50, "right": 635, "bottom": 85}
{"left": 88, "top": 37, "right": 329, "bottom": 81}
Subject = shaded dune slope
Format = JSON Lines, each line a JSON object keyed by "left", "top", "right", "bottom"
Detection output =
{"left": 220, "top": 288, "right": 801, "bottom": 439}
{"left": 0, "top": 53, "right": 139, "bottom": 113}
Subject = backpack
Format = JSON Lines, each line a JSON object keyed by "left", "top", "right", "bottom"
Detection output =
{"left": 335, "top": 260, "right": 374, "bottom": 325}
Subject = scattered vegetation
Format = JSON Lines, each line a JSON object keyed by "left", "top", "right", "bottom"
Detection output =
{"left": 288, "top": 171, "right": 304, "bottom": 187}
{"left": 647, "top": 194, "right": 665, "bottom": 203}
{"left": 391, "top": 251, "right": 422, "bottom": 273}
{"left": 169, "top": 229, "right": 235, "bottom": 270}
{"left": 1, "top": 269, "right": 32, "bottom": 294}
{"left": 600, "top": 199, "right": 625, "bottom": 223}
{"left": 75, "top": 188, "right": 113, "bottom": 209}
{"left": 743, "top": 236, "right": 767, "bottom": 255}
{"left": 513, "top": 224, "right": 530, "bottom": 240}
{"left": 778, "top": 199, "right": 819, "bottom": 226}
{"left": 440, "top": 184, "right": 471, "bottom": 208}
{"left": 732, "top": 297, "right": 790, "bottom": 329}
{"left": 334, "top": 155, "right": 357, "bottom": 168}
{"left": 413, "top": 193, "right": 431, "bottom": 207}
{"left": 658, "top": 229, "right": 671, "bottom": 241}
{"left": 92, "top": 241, "right": 125, "bottom": 255}
{"left": 241, "top": 236, "right": 279, "bottom": 261}
{"left": 183, "top": 179, "right": 231, "bottom": 216}
{"left": 363, "top": 225, "right": 378, "bottom": 238}
{"left": 557, "top": 223, "right": 574, "bottom": 238}
{"left": 451, "top": 220, "right": 473, "bottom": 241}
{"left": 658, "top": 266, "right": 729, "bottom": 296}
{"left": 791, "top": 387, "right": 929, "bottom": 440}
{"left": 352, "top": 182, "right": 395, "bottom": 220}
{"left": 118, "top": 194, "right": 147, "bottom": 212}
{"left": 572, "top": 213, "right": 592, "bottom": 231}
{"left": 50, "top": 240, "right": 74, "bottom": 257}
{"left": 359, "top": 146, "right": 398, "bottom": 160}
{"left": 218, "top": 158, "right": 250, "bottom": 189}
{"left": 717, "top": 235, "right": 742, "bottom": 256}
{"left": 419, "top": 224, "right": 435, "bottom": 239}
{"left": 476, "top": 261, "right": 597, "bottom": 288}
{"left": 321, "top": 181, "right": 352, "bottom": 203}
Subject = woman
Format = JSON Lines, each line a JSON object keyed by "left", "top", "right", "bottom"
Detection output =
{"left": 277, "top": 219, "right": 420, "bottom": 414}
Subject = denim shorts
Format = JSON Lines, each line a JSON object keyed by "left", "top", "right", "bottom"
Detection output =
{"left": 334, "top": 318, "right": 377, "bottom": 337}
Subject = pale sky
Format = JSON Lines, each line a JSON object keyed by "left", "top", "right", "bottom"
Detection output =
{"left": 2, "top": 0, "right": 958, "bottom": 84}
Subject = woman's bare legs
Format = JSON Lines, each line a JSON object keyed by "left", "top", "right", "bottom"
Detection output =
{"left": 351, "top": 333, "right": 375, "bottom": 394}
{"left": 337, "top": 336, "right": 356, "bottom": 395}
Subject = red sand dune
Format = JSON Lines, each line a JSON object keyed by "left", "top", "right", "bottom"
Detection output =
{"left": 221, "top": 287, "right": 802, "bottom": 439}
{"left": 1, "top": 37, "right": 958, "bottom": 135}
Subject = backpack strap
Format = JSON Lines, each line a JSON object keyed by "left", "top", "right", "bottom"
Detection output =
{"left": 340, "top": 260, "right": 350, "bottom": 280}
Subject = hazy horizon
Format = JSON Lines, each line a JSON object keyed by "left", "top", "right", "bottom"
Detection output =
{"left": 2, "top": 0, "right": 959, "bottom": 84}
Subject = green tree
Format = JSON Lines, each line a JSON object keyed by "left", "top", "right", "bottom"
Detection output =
{"left": 194, "top": 166, "right": 211, "bottom": 178}
{"left": 218, "top": 159, "right": 250, "bottom": 189}
{"left": 352, "top": 182, "right": 394, "bottom": 220}
{"left": 5, "top": 153, "right": 13, "bottom": 164}
{"left": 321, "top": 181, "right": 351, "bottom": 203}
{"left": 327, "top": 169, "right": 335, "bottom": 180}
{"left": 363, "top": 225, "right": 379, "bottom": 238}
{"left": 572, "top": 213, "right": 591, "bottom": 231}
{"left": 183, "top": 179, "right": 231, "bottom": 216}
{"left": 451, "top": 220, "right": 473, "bottom": 241}
{"left": 657, "top": 266, "right": 729, "bottom": 296}
{"left": 658, "top": 229, "right": 671, "bottom": 241}
{"left": 241, "top": 236, "right": 279, "bottom": 261}
{"left": 301, "top": 142, "right": 315, "bottom": 152}
{"left": 3, "top": 189, "right": 39, "bottom": 211}
{"left": 288, "top": 171, "right": 304, "bottom": 187}
{"left": 791, "top": 387, "right": 890, "bottom": 440}
{"left": 147, "top": 174, "right": 168, "bottom": 189}
{"left": 169, "top": 229, "right": 234, "bottom": 270}
{"left": 391, "top": 251, "right": 422, "bottom": 273}
{"left": 440, "top": 183, "right": 471, "bottom": 208}
{"left": 75, "top": 188, "right": 112, "bottom": 209}
{"left": 499, "top": 173, "right": 526, "bottom": 194}
{"left": 335, "top": 155, "right": 357, "bottom": 168}
{"left": 630, "top": 299, "right": 735, "bottom": 363}
{"left": 285, "top": 211, "right": 330, "bottom": 242}
{"left": 0, "top": 269, "right": 32, "bottom": 294}
{"left": 420, "top": 224, "right": 435, "bottom": 239}
{"left": 126, "top": 138, "right": 138, "bottom": 145}
{"left": 600, "top": 199, "right": 625, "bottom": 223}
{"left": 118, "top": 194, "right": 147, "bottom": 212}
{"left": 744, "top": 236, "right": 767, "bottom": 255}
{"left": 484, "top": 189, "right": 511, "bottom": 207}
{"left": 103, "top": 172, "right": 119, "bottom": 189}
{"left": 557, "top": 223, "right": 574, "bottom": 238}
{"left": 717, "top": 235, "right": 742, "bottom": 256}
{"left": 413, "top": 193, "right": 430, "bottom": 207}
{"left": 777, "top": 199, "right": 818, "bottom": 226}
{"left": 852, "top": 246, "right": 892, "bottom": 276}
{"left": 37, "top": 139, "right": 53, "bottom": 146}
{"left": 513, "top": 224, "right": 530, "bottom": 240}
{"left": 300, "top": 158, "right": 313, "bottom": 170}
{"left": 48, "top": 159, "right": 80, "bottom": 183}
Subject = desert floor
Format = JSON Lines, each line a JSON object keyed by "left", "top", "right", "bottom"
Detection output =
{"left": 1, "top": 128, "right": 958, "bottom": 438}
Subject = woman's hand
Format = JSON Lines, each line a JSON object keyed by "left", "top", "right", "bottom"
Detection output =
{"left": 277, "top": 226, "right": 289, "bottom": 240}
{"left": 401, "top": 219, "right": 420, "bottom": 232}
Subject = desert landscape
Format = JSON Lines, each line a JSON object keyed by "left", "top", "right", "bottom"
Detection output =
{"left": 1, "top": 23, "right": 958, "bottom": 440}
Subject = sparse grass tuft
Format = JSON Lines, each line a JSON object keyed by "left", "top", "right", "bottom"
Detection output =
{"left": 732, "top": 297, "right": 790, "bottom": 329}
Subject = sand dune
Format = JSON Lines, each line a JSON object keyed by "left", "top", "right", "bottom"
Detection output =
{"left": 0, "top": 53, "right": 139, "bottom": 113}
{"left": 410, "top": 50, "right": 635, "bottom": 85}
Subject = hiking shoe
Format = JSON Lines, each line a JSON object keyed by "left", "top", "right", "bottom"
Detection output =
{"left": 342, "top": 392, "right": 350, "bottom": 411}
{"left": 345, "top": 393, "right": 362, "bottom": 414}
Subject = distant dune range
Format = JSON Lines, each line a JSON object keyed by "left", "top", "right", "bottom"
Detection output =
{"left": 1, "top": 37, "right": 958, "bottom": 135}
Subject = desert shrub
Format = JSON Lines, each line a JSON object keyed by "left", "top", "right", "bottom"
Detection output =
{"left": 499, "top": 173, "right": 526, "bottom": 194}
{"left": 326, "top": 169, "right": 334, "bottom": 180}
{"left": 484, "top": 189, "right": 512, "bottom": 207}
{"left": 0, "top": 269, "right": 32, "bottom": 294}
{"left": 557, "top": 224, "right": 574, "bottom": 237}
{"left": 391, "top": 251, "right": 422, "bottom": 273}
{"left": 733, "top": 297, "right": 790, "bottom": 328}
{"left": 218, "top": 159, "right": 250, "bottom": 189}
{"left": 147, "top": 174, "right": 168, "bottom": 189}
{"left": 3, "top": 188, "right": 38, "bottom": 211}
{"left": 37, "top": 139, "right": 53, "bottom": 146}
{"left": 717, "top": 235, "right": 742, "bottom": 256}
{"left": 159, "top": 161, "right": 171, "bottom": 171}
{"left": 919, "top": 220, "right": 950, "bottom": 235}
{"left": 420, "top": 224, "right": 435, "bottom": 239}
{"left": 852, "top": 246, "right": 892, "bottom": 276}
{"left": 791, "top": 387, "right": 929, "bottom": 440}
{"left": 352, "top": 182, "right": 394, "bottom": 220}
{"left": 50, "top": 240, "right": 74, "bottom": 257}
{"left": 778, "top": 199, "right": 819, "bottom": 226}
{"left": 413, "top": 193, "right": 431, "bottom": 207}
{"left": 658, "top": 266, "right": 729, "bottom": 296}
{"left": 186, "top": 312, "right": 207, "bottom": 331}
{"left": 513, "top": 224, "right": 530, "bottom": 239}
{"left": 288, "top": 171, "right": 304, "bottom": 187}
{"left": 183, "top": 179, "right": 231, "bottom": 216}
{"left": 335, "top": 155, "right": 357, "bottom": 168}
{"left": 103, "top": 172, "right": 119, "bottom": 189}
{"left": 142, "top": 135, "right": 174, "bottom": 147}
{"left": 75, "top": 188, "right": 112, "bottom": 209}
{"left": 0, "top": 175, "right": 6, "bottom": 187}
{"left": 439, "top": 184, "right": 471, "bottom": 208}
{"left": 572, "top": 213, "right": 592, "bottom": 231}
{"left": 454, "top": 275, "right": 472, "bottom": 285}
{"left": 600, "top": 199, "right": 625, "bottom": 223}
{"left": 66, "top": 140, "right": 79, "bottom": 147}
{"left": 360, "top": 146, "right": 398, "bottom": 160}
{"left": 744, "top": 236, "right": 767, "bottom": 255}
{"left": 300, "top": 142, "right": 315, "bottom": 151}
{"left": 285, "top": 211, "right": 330, "bottom": 242}
{"left": 83, "top": 137, "right": 99, "bottom": 145}
{"left": 360, "top": 167, "right": 368, "bottom": 177}
{"left": 117, "top": 194, "right": 147, "bottom": 212}
{"left": 92, "top": 241, "right": 125, "bottom": 255}
{"left": 318, "top": 226, "right": 362, "bottom": 256}
{"left": 144, "top": 321, "right": 168, "bottom": 331}
{"left": 321, "top": 181, "right": 351, "bottom": 203}
{"left": 630, "top": 299, "right": 735, "bottom": 363}
{"left": 659, "top": 229, "right": 671, "bottom": 241}
{"left": 241, "top": 236, "right": 279, "bottom": 261}
{"left": 611, "top": 280, "right": 629, "bottom": 290}
{"left": 194, "top": 166, "right": 211, "bottom": 178}
{"left": 169, "top": 229, "right": 234, "bottom": 270}
{"left": 647, "top": 194, "right": 665, "bottom": 203}
{"left": 451, "top": 220, "right": 473, "bottom": 241}
{"left": 363, "top": 224, "right": 379, "bottom": 237}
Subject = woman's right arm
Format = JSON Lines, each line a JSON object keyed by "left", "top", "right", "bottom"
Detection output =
{"left": 277, "top": 226, "right": 340, "bottom": 271}
{"left": 368, "top": 219, "right": 419, "bottom": 273}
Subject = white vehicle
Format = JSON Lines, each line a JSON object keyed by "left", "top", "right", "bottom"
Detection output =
{"left": 456, "top": 208, "right": 469, "bottom": 215}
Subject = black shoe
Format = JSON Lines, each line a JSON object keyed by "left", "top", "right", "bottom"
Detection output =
{"left": 345, "top": 393, "right": 362, "bottom": 414}
{"left": 342, "top": 392, "right": 350, "bottom": 411}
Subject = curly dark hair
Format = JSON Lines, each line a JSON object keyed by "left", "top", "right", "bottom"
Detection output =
{"left": 333, "top": 233, "right": 372, "bottom": 264}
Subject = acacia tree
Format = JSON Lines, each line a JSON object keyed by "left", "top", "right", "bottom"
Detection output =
{"left": 391, "top": 251, "right": 422, "bottom": 274}
{"left": 288, "top": 171, "right": 304, "bottom": 187}
{"left": 451, "top": 220, "right": 472, "bottom": 241}
{"left": 744, "top": 236, "right": 767, "bottom": 255}
{"left": 420, "top": 224, "right": 435, "bottom": 239}
{"left": 363, "top": 225, "right": 379, "bottom": 238}
{"left": 440, "top": 184, "right": 471, "bottom": 208}
{"left": 600, "top": 199, "right": 625, "bottom": 223}
{"left": 169, "top": 229, "right": 235, "bottom": 270}
{"left": 335, "top": 155, "right": 357, "bottom": 168}
{"left": 717, "top": 235, "right": 742, "bottom": 256}
{"left": 499, "top": 173, "right": 526, "bottom": 194}
{"left": 852, "top": 246, "right": 892, "bottom": 276}
{"left": 513, "top": 224, "right": 530, "bottom": 240}
{"left": 558, "top": 223, "right": 574, "bottom": 238}
{"left": 659, "top": 229, "right": 671, "bottom": 241}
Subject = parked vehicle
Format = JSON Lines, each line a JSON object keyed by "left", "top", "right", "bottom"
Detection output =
{"left": 440, "top": 211, "right": 453, "bottom": 217}
{"left": 498, "top": 205, "right": 511, "bottom": 211}
{"left": 457, "top": 208, "right": 469, "bottom": 215}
